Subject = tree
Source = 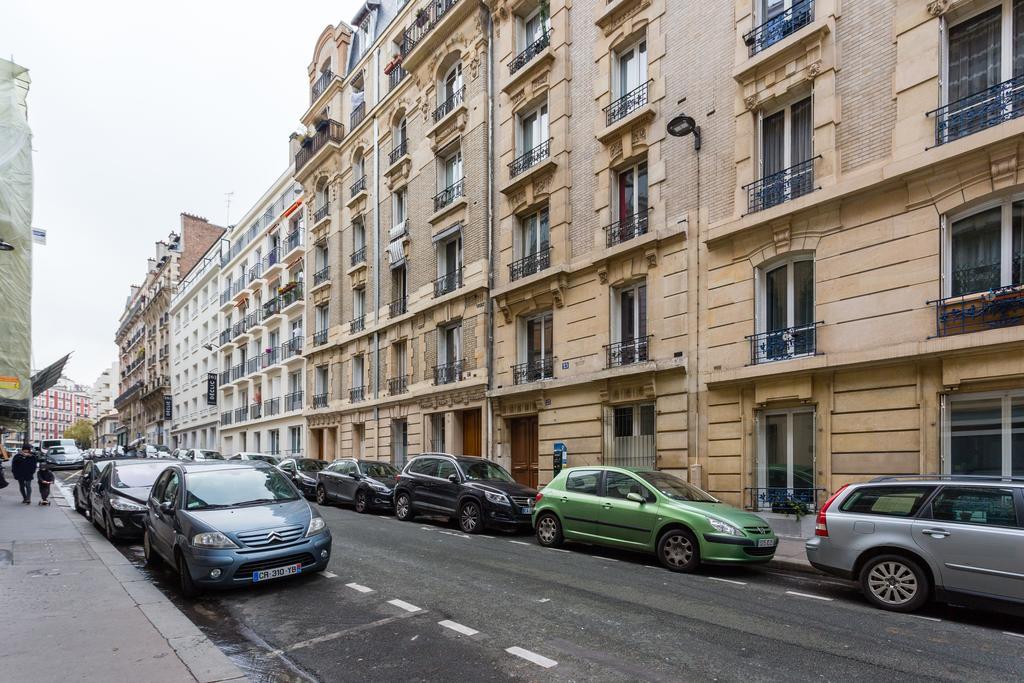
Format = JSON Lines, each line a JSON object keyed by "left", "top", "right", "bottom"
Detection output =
{"left": 64, "top": 419, "right": 94, "bottom": 449}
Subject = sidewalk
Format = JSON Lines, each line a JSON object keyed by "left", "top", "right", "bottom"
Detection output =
{"left": 0, "top": 477, "right": 247, "bottom": 683}
{"left": 768, "top": 536, "right": 817, "bottom": 573}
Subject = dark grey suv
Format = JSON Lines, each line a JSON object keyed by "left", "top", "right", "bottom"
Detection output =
{"left": 806, "top": 476, "right": 1024, "bottom": 613}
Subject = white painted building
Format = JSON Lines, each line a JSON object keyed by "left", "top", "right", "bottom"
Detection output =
{"left": 88, "top": 361, "right": 118, "bottom": 419}
{"left": 169, "top": 242, "right": 221, "bottom": 450}
{"left": 216, "top": 170, "right": 307, "bottom": 457}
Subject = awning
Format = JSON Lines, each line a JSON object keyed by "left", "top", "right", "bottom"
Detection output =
{"left": 431, "top": 223, "right": 461, "bottom": 244}
{"left": 388, "top": 240, "right": 406, "bottom": 269}
{"left": 31, "top": 354, "right": 70, "bottom": 397}
{"left": 389, "top": 221, "right": 407, "bottom": 242}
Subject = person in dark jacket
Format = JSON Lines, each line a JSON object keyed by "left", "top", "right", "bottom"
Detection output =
{"left": 37, "top": 462, "right": 55, "bottom": 505}
{"left": 11, "top": 444, "right": 38, "bottom": 504}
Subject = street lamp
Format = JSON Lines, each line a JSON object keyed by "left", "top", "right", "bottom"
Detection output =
{"left": 667, "top": 114, "right": 701, "bottom": 151}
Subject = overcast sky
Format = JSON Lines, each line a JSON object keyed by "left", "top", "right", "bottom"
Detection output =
{"left": 1, "top": 0, "right": 362, "bottom": 388}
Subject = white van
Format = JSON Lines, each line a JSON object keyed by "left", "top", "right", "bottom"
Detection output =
{"left": 40, "top": 438, "right": 78, "bottom": 451}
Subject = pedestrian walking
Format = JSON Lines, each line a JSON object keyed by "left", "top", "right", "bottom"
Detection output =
{"left": 37, "top": 462, "right": 55, "bottom": 506}
{"left": 11, "top": 444, "right": 38, "bottom": 504}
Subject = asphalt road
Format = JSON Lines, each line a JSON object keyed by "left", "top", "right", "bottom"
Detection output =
{"left": 57, "top": 471, "right": 1024, "bottom": 682}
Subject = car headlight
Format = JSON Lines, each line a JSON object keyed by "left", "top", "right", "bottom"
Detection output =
{"left": 484, "top": 490, "right": 511, "bottom": 506}
{"left": 298, "top": 474, "right": 316, "bottom": 484}
{"left": 192, "top": 531, "right": 239, "bottom": 548}
{"left": 370, "top": 483, "right": 390, "bottom": 493}
{"left": 306, "top": 516, "right": 327, "bottom": 537}
{"left": 109, "top": 496, "right": 147, "bottom": 512}
{"left": 707, "top": 517, "right": 743, "bottom": 536}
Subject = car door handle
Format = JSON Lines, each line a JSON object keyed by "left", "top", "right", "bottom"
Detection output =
{"left": 560, "top": 497, "right": 568, "bottom": 503}
{"left": 602, "top": 503, "right": 612, "bottom": 509}
{"left": 921, "top": 528, "right": 950, "bottom": 538}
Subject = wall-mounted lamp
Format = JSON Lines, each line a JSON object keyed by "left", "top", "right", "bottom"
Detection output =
{"left": 667, "top": 114, "right": 701, "bottom": 151}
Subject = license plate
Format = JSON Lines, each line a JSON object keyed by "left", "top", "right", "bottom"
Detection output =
{"left": 253, "top": 563, "right": 301, "bottom": 582}
{"left": 520, "top": 506, "right": 532, "bottom": 515}
{"left": 757, "top": 538, "right": 777, "bottom": 548}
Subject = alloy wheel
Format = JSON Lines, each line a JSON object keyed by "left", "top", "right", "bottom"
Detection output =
{"left": 460, "top": 502, "right": 480, "bottom": 533}
{"left": 661, "top": 533, "right": 693, "bottom": 568}
{"left": 355, "top": 491, "right": 367, "bottom": 513}
{"left": 396, "top": 494, "right": 411, "bottom": 520}
{"left": 867, "top": 561, "right": 918, "bottom": 606}
{"left": 537, "top": 516, "right": 558, "bottom": 545}
{"left": 316, "top": 486, "right": 327, "bottom": 505}
{"left": 105, "top": 514, "right": 115, "bottom": 542}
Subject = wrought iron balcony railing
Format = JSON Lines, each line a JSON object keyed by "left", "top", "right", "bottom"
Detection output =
{"left": 509, "top": 139, "right": 551, "bottom": 178}
{"left": 389, "top": 295, "right": 408, "bottom": 317}
{"left": 350, "top": 316, "right": 366, "bottom": 333}
{"left": 285, "top": 390, "right": 304, "bottom": 412}
{"left": 219, "top": 369, "right": 230, "bottom": 385}
{"left": 743, "top": 0, "right": 814, "bottom": 57}
{"left": 312, "top": 393, "right": 328, "bottom": 409}
{"left": 389, "top": 139, "right": 408, "bottom": 165}
{"left": 434, "top": 178, "right": 465, "bottom": 211}
{"left": 402, "top": 0, "right": 460, "bottom": 56}
{"left": 433, "top": 359, "right": 464, "bottom": 385}
{"left": 746, "top": 321, "right": 822, "bottom": 364}
{"left": 743, "top": 156, "right": 818, "bottom": 214}
{"left": 280, "top": 282, "right": 303, "bottom": 308}
{"left": 250, "top": 403, "right": 262, "bottom": 420}
{"left": 350, "top": 101, "right": 366, "bottom": 130}
{"left": 313, "top": 329, "right": 328, "bottom": 346}
{"left": 248, "top": 262, "right": 263, "bottom": 283}
{"left": 604, "top": 81, "right": 649, "bottom": 126}
{"left": 246, "top": 357, "right": 260, "bottom": 375}
{"left": 230, "top": 364, "right": 245, "bottom": 381}
{"left": 313, "top": 266, "right": 330, "bottom": 286}
{"left": 509, "top": 247, "right": 550, "bottom": 282}
{"left": 433, "top": 86, "right": 465, "bottom": 123}
{"left": 929, "top": 73, "right": 1024, "bottom": 146}
{"left": 434, "top": 267, "right": 463, "bottom": 297}
{"left": 295, "top": 119, "right": 344, "bottom": 172}
{"left": 512, "top": 357, "right": 555, "bottom": 385}
{"left": 350, "top": 386, "right": 366, "bottom": 402}
{"left": 286, "top": 229, "right": 302, "bottom": 252}
{"left": 220, "top": 411, "right": 233, "bottom": 426}
{"left": 311, "top": 69, "right": 334, "bottom": 102}
{"left": 219, "top": 329, "right": 231, "bottom": 346}
{"left": 351, "top": 245, "right": 367, "bottom": 267}
{"left": 745, "top": 486, "right": 827, "bottom": 513}
{"left": 387, "top": 375, "right": 409, "bottom": 395}
{"left": 263, "top": 246, "right": 279, "bottom": 271}
{"left": 605, "top": 336, "right": 651, "bottom": 368}
{"left": 263, "top": 296, "right": 280, "bottom": 318}
{"left": 234, "top": 407, "right": 247, "bottom": 423}
{"left": 313, "top": 202, "right": 330, "bottom": 223}
{"left": 605, "top": 208, "right": 651, "bottom": 248}
{"left": 262, "top": 346, "right": 280, "bottom": 368}
{"left": 263, "top": 397, "right": 280, "bottom": 416}
{"left": 281, "top": 337, "right": 303, "bottom": 359}
{"left": 389, "top": 65, "right": 408, "bottom": 91}
{"left": 220, "top": 288, "right": 231, "bottom": 305}
{"left": 509, "top": 29, "right": 550, "bottom": 75}
{"left": 350, "top": 175, "right": 367, "bottom": 197}
{"left": 931, "top": 285, "right": 1024, "bottom": 338}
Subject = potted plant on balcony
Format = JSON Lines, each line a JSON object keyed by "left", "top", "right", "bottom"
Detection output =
{"left": 278, "top": 281, "right": 297, "bottom": 296}
{"left": 415, "top": 8, "right": 430, "bottom": 27}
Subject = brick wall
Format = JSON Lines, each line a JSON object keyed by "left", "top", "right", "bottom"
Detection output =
{"left": 179, "top": 213, "right": 225, "bottom": 279}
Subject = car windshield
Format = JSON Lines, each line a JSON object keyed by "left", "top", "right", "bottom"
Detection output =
{"left": 361, "top": 462, "right": 398, "bottom": 478}
{"left": 296, "top": 459, "right": 325, "bottom": 472}
{"left": 252, "top": 455, "right": 280, "bottom": 464}
{"left": 462, "top": 460, "right": 514, "bottom": 482}
{"left": 637, "top": 472, "right": 718, "bottom": 503}
{"left": 199, "top": 450, "right": 224, "bottom": 460}
{"left": 113, "top": 463, "right": 171, "bottom": 489}
{"left": 49, "top": 447, "right": 65, "bottom": 454}
{"left": 184, "top": 468, "right": 299, "bottom": 510}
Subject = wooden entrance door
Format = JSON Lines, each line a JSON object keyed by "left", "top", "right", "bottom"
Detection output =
{"left": 510, "top": 417, "right": 539, "bottom": 488}
{"left": 462, "top": 409, "right": 482, "bottom": 457}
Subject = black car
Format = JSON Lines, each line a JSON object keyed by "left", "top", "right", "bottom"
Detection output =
{"left": 90, "top": 459, "right": 174, "bottom": 541}
{"left": 316, "top": 459, "right": 400, "bottom": 512}
{"left": 74, "top": 458, "right": 117, "bottom": 516}
{"left": 277, "top": 458, "right": 326, "bottom": 499}
{"left": 393, "top": 454, "right": 538, "bottom": 533}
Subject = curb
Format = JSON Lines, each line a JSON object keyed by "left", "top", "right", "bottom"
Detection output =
{"left": 55, "top": 482, "right": 248, "bottom": 683}
{"left": 767, "top": 557, "right": 823, "bottom": 575}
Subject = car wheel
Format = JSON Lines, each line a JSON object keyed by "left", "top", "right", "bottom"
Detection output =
{"left": 395, "top": 493, "right": 415, "bottom": 522}
{"left": 860, "top": 554, "right": 930, "bottom": 612}
{"left": 73, "top": 490, "right": 85, "bottom": 515}
{"left": 143, "top": 530, "right": 160, "bottom": 567}
{"left": 104, "top": 513, "right": 116, "bottom": 543}
{"left": 316, "top": 485, "right": 328, "bottom": 506}
{"left": 354, "top": 490, "right": 368, "bottom": 514}
{"left": 459, "top": 500, "right": 483, "bottom": 534}
{"left": 176, "top": 550, "right": 200, "bottom": 598}
{"left": 657, "top": 528, "right": 700, "bottom": 572}
{"left": 535, "top": 513, "right": 564, "bottom": 548}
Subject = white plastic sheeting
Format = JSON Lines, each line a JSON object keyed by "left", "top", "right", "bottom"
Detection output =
{"left": 0, "top": 59, "right": 33, "bottom": 429}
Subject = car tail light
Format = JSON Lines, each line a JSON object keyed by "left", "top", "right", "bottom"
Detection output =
{"left": 815, "top": 484, "right": 849, "bottom": 537}
{"left": 535, "top": 492, "right": 543, "bottom": 503}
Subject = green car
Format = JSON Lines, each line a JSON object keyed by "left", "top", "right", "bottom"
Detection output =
{"left": 533, "top": 467, "right": 778, "bottom": 571}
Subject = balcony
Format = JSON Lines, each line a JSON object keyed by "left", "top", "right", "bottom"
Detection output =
{"left": 509, "top": 247, "right": 551, "bottom": 282}
{"left": 433, "top": 86, "right": 465, "bottom": 123}
{"left": 311, "top": 69, "right": 334, "bottom": 102}
{"left": 931, "top": 286, "right": 1024, "bottom": 338}
{"left": 313, "top": 393, "right": 328, "bottom": 409}
{"left": 402, "top": 0, "right": 460, "bottom": 58}
{"left": 350, "top": 386, "right": 366, "bottom": 403}
{"left": 509, "top": 30, "right": 550, "bottom": 76}
{"left": 433, "top": 359, "right": 464, "bottom": 385}
{"left": 220, "top": 411, "right": 233, "bottom": 426}
{"left": 250, "top": 403, "right": 262, "bottom": 420}
{"left": 230, "top": 364, "right": 245, "bottom": 381}
{"left": 350, "top": 175, "right": 367, "bottom": 198}
{"left": 264, "top": 247, "right": 280, "bottom": 272}
{"left": 280, "top": 282, "right": 303, "bottom": 309}
{"left": 512, "top": 357, "right": 555, "bottom": 385}
{"left": 387, "top": 375, "right": 409, "bottom": 395}
{"left": 509, "top": 140, "right": 551, "bottom": 178}
{"left": 605, "top": 209, "right": 651, "bottom": 248}
{"left": 743, "top": 156, "right": 818, "bottom": 214}
{"left": 388, "top": 140, "right": 408, "bottom": 166}
{"left": 281, "top": 337, "right": 303, "bottom": 360}
{"left": 286, "top": 229, "right": 302, "bottom": 253}
{"left": 388, "top": 65, "right": 408, "bottom": 91}
{"left": 434, "top": 267, "right": 463, "bottom": 297}
{"left": 389, "top": 295, "right": 408, "bottom": 317}
{"left": 433, "top": 179, "right": 465, "bottom": 212}
{"left": 263, "top": 397, "right": 280, "bottom": 417}
{"left": 285, "top": 390, "right": 304, "bottom": 412}
{"left": 313, "top": 329, "right": 328, "bottom": 346}
{"left": 262, "top": 346, "right": 280, "bottom": 369}
{"left": 295, "top": 119, "right": 344, "bottom": 173}
{"left": 234, "top": 407, "right": 247, "bottom": 423}
{"left": 219, "top": 369, "right": 230, "bottom": 385}
{"left": 263, "top": 297, "right": 281, "bottom": 319}
{"left": 605, "top": 336, "right": 651, "bottom": 368}
{"left": 220, "top": 288, "right": 231, "bottom": 306}
{"left": 313, "top": 202, "right": 330, "bottom": 224}
{"left": 246, "top": 357, "right": 260, "bottom": 375}
{"left": 743, "top": 0, "right": 813, "bottom": 57}
{"left": 230, "top": 278, "right": 243, "bottom": 296}
{"left": 350, "top": 316, "right": 367, "bottom": 334}
{"left": 746, "top": 322, "right": 821, "bottom": 364}
{"left": 313, "top": 266, "right": 330, "bottom": 287}
{"left": 929, "top": 74, "right": 1024, "bottom": 146}
{"left": 350, "top": 245, "right": 367, "bottom": 267}
{"left": 605, "top": 81, "right": 649, "bottom": 126}
{"left": 350, "top": 101, "right": 366, "bottom": 130}
{"left": 248, "top": 262, "right": 263, "bottom": 283}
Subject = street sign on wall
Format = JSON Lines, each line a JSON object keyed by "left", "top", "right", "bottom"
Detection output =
{"left": 163, "top": 396, "right": 172, "bottom": 419}
{"left": 553, "top": 442, "right": 568, "bottom": 476}
{"left": 206, "top": 373, "right": 217, "bottom": 405}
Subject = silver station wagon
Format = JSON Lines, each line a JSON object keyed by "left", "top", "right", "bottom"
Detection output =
{"left": 806, "top": 476, "right": 1024, "bottom": 613}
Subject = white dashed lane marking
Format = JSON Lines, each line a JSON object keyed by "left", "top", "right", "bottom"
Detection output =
{"left": 388, "top": 599, "right": 423, "bottom": 613}
{"left": 785, "top": 590, "right": 833, "bottom": 602}
{"left": 1003, "top": 631, "right": 1024, "bottom": 639}
{"left": 707, "top": 576, "right": 747, "bottom": 586}
{"left": 345, "top": 583, "right": 374, "bottom": 593}
{"left": 321, "top": 571, "right": 338, "bottom": 578}
{"left": 506, "top": 646, "right": 558, "bottom": 668}
{"left": 911, "top": 615, "right": 941, "bottom": 622}
{"left": 547, "top": 548, "right": 570, "bottom": 553}
{"left": 508, "top": 540, "right": 530, "bottom": 546}
{"left": 438, "top": 620, "right": 479, "bottom": 636}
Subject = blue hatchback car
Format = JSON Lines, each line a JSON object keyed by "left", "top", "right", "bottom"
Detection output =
{"left": 142, "top": 460, "right": 332, "bottom": 596}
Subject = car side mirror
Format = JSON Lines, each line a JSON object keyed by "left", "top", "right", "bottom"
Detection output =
{"left": 159, "top": 501, "right": 174, "bottom": 515}
{"left": 626, "top": 492, "right": 645, "bottom": 504}
{"left": 349, "top": 472, "right": 361, "bottom": 480}
{"left": 447, "top": 473, "right": 460, "bottom": 484}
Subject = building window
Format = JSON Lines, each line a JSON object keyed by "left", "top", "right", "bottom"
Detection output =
{"left": 608, "top": 403, "right": 656, "bottom": 468}
{"left": 519, "top": 4, "right": 550, "bottom": 52}
{"left": 392, "top": 118, "right": 408, "bottom": 162}
{"left": 441, "top": 62, "right": 463, "bottom": 112}
{"left": 392, "top": 419, "right": 409, "bottom": 467}
{"left": 314, "top": 365, "right": 329, "bottom": 408}
{"left": 351, "top": 355, "right": 365, "bottom": 402}
{"left": 442, "top": 148, "right": 463, "bottom": 192}
{"left": 745, "top": 0, "right": 815, "bottom": 57}
{"left": 431, "top": 413, "right": 446, "bottom": 452}
{"left": 393, "top": 187, "right": 407, "bottom": 226}
{"left": 352, "top": 219, "right": 367, "bottom": 266}
{"left": 434, "top": 231, "right": 463, "bottom": 296}
{"left": 389, "top": 340, "right": 408, "bottom": 394}
{"left": 609, "top": 160, "right": 649, "bottom": 246}
{"left": 268, "top": 429, "right": 280, "bottom": 455}
{"left": 314, "top": 242, "right": 329, "bottom": 285}
{"left": 511, "top": 207, "right": 550, "bottom": 281}
{"left": 946, "top": 390, "right": 1024, "bottom": 478}
{"left": 607, "top": 39, "right": 648, "bottom": 124}
{"left": 608, "top": 281, "right": 648, "bottom": 367}
{"left": 757, "top": 408, "right": 816, "bottom": 511}
{"left": 435, "top": 322, "right": 463, "bottom": 384}
{"left": 288, "top": 426, "right": 301, "bottom": 455}
{"left": 511, "top": 102, "right": 550, "bottom": 176}
{"left": 752, "top": 253, "right": 816, "bottom": 363}
{"left": 947, "top": 198, "right": 1024, "bottom": 297}
{"left": 749, "top": 96, "right": 814, "bottom": 213}
{"left": 515, "top": 310, "right": 554, "bottom": 384}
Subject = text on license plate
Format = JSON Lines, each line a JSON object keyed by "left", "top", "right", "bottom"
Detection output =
{"left": 253, "top": 563, "right": 301, "bottom": 582}
{"left": 757, "top": 538, "right": 777, "bottom": 548}
{"left": 520, "top": 506, "right": 532, "bottom": 515}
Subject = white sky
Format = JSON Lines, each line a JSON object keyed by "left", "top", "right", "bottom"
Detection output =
{"left": 1, "top": 0, "right": 362, "bottom": 387}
